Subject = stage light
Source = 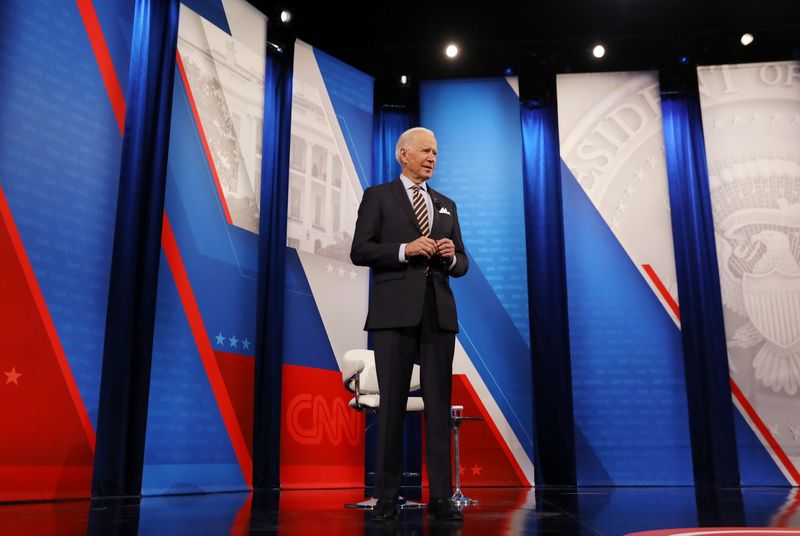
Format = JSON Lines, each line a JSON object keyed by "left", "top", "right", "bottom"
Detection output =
{"left": 679, "top": 56, "right": 689, "bottom": 64}
{"left": 740, "top": 32, "right": 754, "bottom": 46}
{"left": 400, "top": 75, "right": 408, "bottom": 85}
{"left": 504, "top": 67, "right": 514, "bottom": 76}
{"left": 592, "top": 44, "right": 605, "bottom": 58}
{"left": 445, "top": 44, "right": 459, "bottom": 59}
{"left": 280, "top": 10, "right": 292, "bottom": 23}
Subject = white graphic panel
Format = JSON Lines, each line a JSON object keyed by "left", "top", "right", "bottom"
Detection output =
{"left": 558, "top": 72, "right": 680, "bottom": 323}
{"left": 177, "top": 1, "right": 266, "bottom": 233}
{"left": 288, "top": 41, "right": 369, "bottom": 368}
{"left": 698, "top": 61, "right": 800, "bottom": 483}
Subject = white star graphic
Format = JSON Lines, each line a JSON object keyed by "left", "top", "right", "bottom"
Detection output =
{"left": 749, "top": 111, "right": 762, "bottom": 124}
{"left": 768, "top": 112, "right": 781, "bottom": 124}
{"left": 623, "top": 184, "right": 636, "bottom": 197}
{"left": 337, "top": 267, "right": 346, "bottom": 277}
{"left": 614, "top": 200, "right": 627, "bottom": 213}
{"left": 633, "top": 169, "right": 646, "bottom": 182}
{"left": 730, "top": 113, "right": 743, "bottom": 126}
{"left": 349, "top": 269, "right": 358, "bottom": 279}
{"left": 611, "top": 217, "right": 622, "bottom": 230}
{"left": 326, "top": 263, "right": 334, "bottom": 273}
{"left": 242, "top": 338, "right": 251, "bottom": 350}
{"left": 790, "top": 425, "right": 800, "bottom": 444}
{"left": 712, "top": 117, "right": 722, "bottom": 131}
{"left": 768, "top": 423, "right": 781, "bottom": 437}
{"left": 215, "top": 332, "right": 225, "bottom": 346}
{"left": 646, "top": 155, "right": 657, "bottom": 168}
{"left": 229, "top": 335, "right": 239, "bottom": 348}
{"left": 4, "top": 367, "right": 22, "bottom": 385}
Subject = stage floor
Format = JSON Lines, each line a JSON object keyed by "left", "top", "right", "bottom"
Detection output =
{"left": 0, "top": 486, "right": 797, "bottom": 535}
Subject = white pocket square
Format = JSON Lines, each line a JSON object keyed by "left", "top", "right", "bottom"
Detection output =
{"left": 438, "top": 206, "right": 451, "bottom": 215}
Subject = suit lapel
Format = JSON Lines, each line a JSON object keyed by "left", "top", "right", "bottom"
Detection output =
{"left": 390, "top": 178, "right": 422, "bottom": 232}
{"left": 427, "top": 185, "right": 440, "bottom": 237}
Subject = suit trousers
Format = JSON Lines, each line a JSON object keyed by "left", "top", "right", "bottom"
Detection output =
{"left": 373, "top": 276, "right": 455, "bottom": 500}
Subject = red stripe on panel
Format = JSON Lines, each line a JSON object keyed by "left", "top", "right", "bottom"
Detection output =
{"left": 175, "top": 51, "right": 234, "bottom": 225}
{"left": 75, "top": 0, "right": 126, "bottom": 134}
{"left": 730, "top": 379, "right": 800, "bottom": 485}
{"left": 161, "top": 213, "right": 252, "bottom": 485}
{"left": 642, "top": 264, "right": 680, "bottom": 321}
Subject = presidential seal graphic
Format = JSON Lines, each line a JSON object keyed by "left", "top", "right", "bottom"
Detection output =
{"left": 699, "top": 61, "right": 800, "bottom": 400}
{"left": 709, "top": 156, "right": 800, "bottom": 396}
{"left": 558, "top": 71, "right": 679, "bottom": 320}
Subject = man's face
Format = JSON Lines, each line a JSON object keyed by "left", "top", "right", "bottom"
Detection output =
{"left": 401, "top": 132, "right": 437, "bottom": 182}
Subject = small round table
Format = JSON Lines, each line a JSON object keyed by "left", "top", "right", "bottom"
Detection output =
{"left": 450, "top": 405, "right": 483, "bottom": 508}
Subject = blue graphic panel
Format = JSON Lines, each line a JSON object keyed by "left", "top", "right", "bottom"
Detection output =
{"left": 313, "top": 48, "right": 374, "bottom": 190}
{"left": 161, "top": 76, "right": 258, "bottom": 353}
{"left": 143, "top": 47, "right": 257, "bottom": 493}
{"left": 420, "top": 78, "right": 530, "bottom": 345}
{"left": 142, "top": 252, "right": 245, "bottom": 495}
{"left": 92, "top": 0, "right": 135, "bottom": 92}
{"left": 419, "top": 78, "right": 534, "bottom": 462}
{"left": 561, "top": 161, "right": 694, "bottom": 485}
{"left": 0, "top": 0, "right": 130, "bottom": 428}
{"left": 181, "top": 0, "right": 231, "bottom": 35}
{"left": 283, "top": 249, "right": 339, "bottom": 371}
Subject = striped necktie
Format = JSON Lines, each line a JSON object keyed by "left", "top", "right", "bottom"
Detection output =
{"left": 411, "top": 186, "right": 429, "bottom": 236}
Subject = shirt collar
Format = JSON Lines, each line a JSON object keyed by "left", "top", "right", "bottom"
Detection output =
{"left": 400, "top": 174, "right": 427, "bottom": 192}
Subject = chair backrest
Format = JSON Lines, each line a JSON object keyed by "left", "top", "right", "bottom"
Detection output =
{"left": 342, "top": 349, "right": 421, "bottom": 393}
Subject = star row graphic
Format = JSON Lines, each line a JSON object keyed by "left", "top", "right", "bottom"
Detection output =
{"left": 458, "top": 463, "right": 484, "bottom": 476}
{"left": 213, "top": 332, "right": 252, "bottom": 351}
{"left": 325, "top": 262, "right": 359, "bottom": 279}
{"left": 767, "top": 423, "right": 800, "bottom": 444}
{"left": 711, "top": 111, "right": 800, "bottom": 131}
{"left": 610, "top": 150, "right": 663, "bottom": 231}
{"left": 4, "top": 367, "right": 22, "bottom": 385}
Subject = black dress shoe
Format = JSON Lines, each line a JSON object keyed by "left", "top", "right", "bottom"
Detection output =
{"left": 371, "top": 498, "right": 398, "bottom": 523}
{"left": 427, "top": 498, "right": 463, "bottom": 521}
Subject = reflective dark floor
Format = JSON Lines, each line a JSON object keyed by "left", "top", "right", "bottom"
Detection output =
{"left": 0, "top": 487, "right": 797, "bottom": 536}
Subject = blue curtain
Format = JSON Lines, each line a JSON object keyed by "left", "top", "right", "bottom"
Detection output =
{"left": 372, "top": 106, "right": 415, "bottom": 186}
{"left": 519, "top": 96, "right": 577, "bottom": 486}
{"left": 92, "top": 0, "right": 180, "bottom": 497}
{"left": 253, "top": 37, "right": 294, "bottom": 489}
{"left": 660, "top": 75, "right": 741, "bottom": 487}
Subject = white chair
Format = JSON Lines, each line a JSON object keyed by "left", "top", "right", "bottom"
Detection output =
{"left": 342, "top": 349, "right": 425, "bottom": 510}
{"left": 342, "top": 349, "right": 425, "bottom": 413}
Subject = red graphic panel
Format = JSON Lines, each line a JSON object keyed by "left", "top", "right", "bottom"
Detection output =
{"left": 0, "top": 188, "right": 95, "bottom": 501}
{"left": 280, "top": 364, "right": 365, "bottom": 488}
{"left": 423, "top": 374, "right": 529, "bottom": 488}
{"left": 214, "top": 350, "right": 255, "bottom": 458}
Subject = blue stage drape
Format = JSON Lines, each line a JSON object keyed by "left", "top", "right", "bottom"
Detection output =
{"left": 372, "top": 106, "right": 414, "bottom": 186}
{"left": 660, "top": 74, "right": 741, "bottom": 488}
{"left": 92, "top": 0, "right": 180, "bottom": 497}
{"left": 519, "top": 96, "right": 577, "bottom": 486}
{"left": 253, "top": 37, "right": 295, "bottom": 489}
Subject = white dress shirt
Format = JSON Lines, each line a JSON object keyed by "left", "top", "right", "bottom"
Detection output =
{"left": 397, "top": 175, "right": 457, "bottom": 270}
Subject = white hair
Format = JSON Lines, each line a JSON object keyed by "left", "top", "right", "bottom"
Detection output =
{"left": 395, "top": 127, "right": 435, "bottom": 165}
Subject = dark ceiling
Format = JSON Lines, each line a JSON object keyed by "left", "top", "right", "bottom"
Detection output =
{"left": 249, "top": 1, "right": 800, "bottom": 103}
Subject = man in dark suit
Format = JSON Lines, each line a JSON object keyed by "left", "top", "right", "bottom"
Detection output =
{"left": 350, "top": 127, "right": 468, "bottom": 523}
